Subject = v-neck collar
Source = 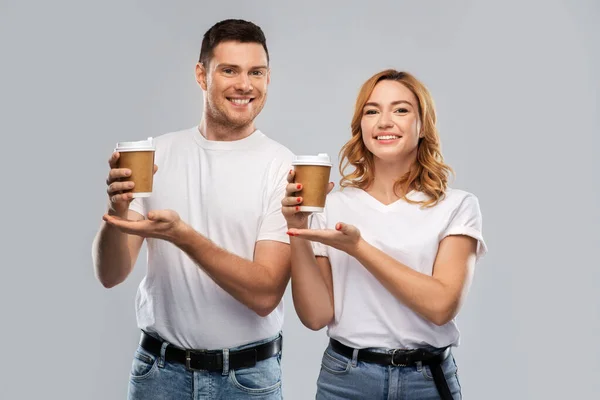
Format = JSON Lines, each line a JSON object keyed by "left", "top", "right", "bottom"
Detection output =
{"left": 345, "top": 186, "right": 425, "bottom": 213}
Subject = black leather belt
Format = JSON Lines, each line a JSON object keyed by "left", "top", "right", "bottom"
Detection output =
{"left": 140, "top": 331, "right": 282, "bottom": 372}
{"left": 330, "top": 338, "right": 450, "bottom": 367}
{"left": 330, "top": 339, "right": 455, "bottom": 400}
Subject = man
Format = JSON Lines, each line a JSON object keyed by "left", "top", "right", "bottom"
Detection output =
{"left": 92, "top": 19, "right": 293, "bottom": 399}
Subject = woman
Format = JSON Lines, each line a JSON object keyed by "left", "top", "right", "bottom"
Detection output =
{"left": 281, "top": 70, "right": 487, "bottom": 399}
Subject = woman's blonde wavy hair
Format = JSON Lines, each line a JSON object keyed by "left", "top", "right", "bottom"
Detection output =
{"left": 339, "top": 69, "right": 453, "bottom": 208}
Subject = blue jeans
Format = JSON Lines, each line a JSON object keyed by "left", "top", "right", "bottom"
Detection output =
{"left": 127, "top": 332, "right": 283, "bottom": 400}
{"left": 316, "top": 343, "right": 462, "bottom": 400}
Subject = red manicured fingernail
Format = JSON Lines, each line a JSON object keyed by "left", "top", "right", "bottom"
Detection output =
{"left": 296, "top": 197, "right": 301, "bottom": 202}
{"left": 296, "top": 184, "right": 302, "bottom": 189}
{"left": 286, "top": 231, "right": 295, "bottom": 236}
{"left": 295, "top": 206, "right": 300, "bottom": 211}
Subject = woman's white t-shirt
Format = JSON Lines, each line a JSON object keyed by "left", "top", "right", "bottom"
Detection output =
{"left": 310, "top": 186, "right": 487, "bottom": 350}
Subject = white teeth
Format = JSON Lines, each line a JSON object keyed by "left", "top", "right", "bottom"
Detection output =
{"left": 377, "top": 135, "right": 400, "bottom": 140}
{"left": 229, "top": 98, "right": 251, "bottom": 105}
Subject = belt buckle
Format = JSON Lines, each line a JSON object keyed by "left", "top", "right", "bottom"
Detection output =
{"left": 390, "top": 349, "right": 406, "bottom": 367}
{"left": 185, "top": 349, "right": 205, "bottom": 371}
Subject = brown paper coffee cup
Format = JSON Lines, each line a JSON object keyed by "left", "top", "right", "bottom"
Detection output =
{"left": 115, "top": 137, "right": 155, "bottom": 198}
{"left": 292, "top": 153, "right": 332, "bottom": 213}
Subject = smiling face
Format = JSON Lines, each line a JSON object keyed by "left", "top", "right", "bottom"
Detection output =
{"left": 360, "top": 79, "right": 421, "bottom": 164}
{"left": 196, "top": 40, "right": 270, "bottom": 131}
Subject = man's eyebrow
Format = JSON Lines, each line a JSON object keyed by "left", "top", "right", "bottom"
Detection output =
{"left": 215, "top": 63, "right": 268, "bottom": 70}
{"left": 215, "top": 63, "right": 239, "bottom": 69}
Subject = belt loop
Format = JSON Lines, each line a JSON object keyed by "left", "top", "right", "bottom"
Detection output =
{"left": 222, "top": 348, "right": 230, "bottom": 376}
{"left": 416, "top": 360, "right": 423, "bottom": 372}
{"left": 351, "top": 348, "right": 359, "bottom": 367}
{"left": 158, "top": 341, "right": 169, "bottom": 368}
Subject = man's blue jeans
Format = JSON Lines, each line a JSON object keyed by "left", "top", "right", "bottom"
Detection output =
{"left": 127, "top": 332, "right": 283, "bottom": 400}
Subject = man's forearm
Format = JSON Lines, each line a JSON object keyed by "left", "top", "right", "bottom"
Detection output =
{"left": 174, "top": 224, "right": 287, "bottom": 317}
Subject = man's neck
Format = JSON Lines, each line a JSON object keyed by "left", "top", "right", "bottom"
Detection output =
{"left": 198, "top": 117, "right": 256, "bottom": 142}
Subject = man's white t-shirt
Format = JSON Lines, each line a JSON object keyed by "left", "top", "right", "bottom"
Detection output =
{"left": 310, "top": 186, "right": 487, "bottom": 350}
{"left": 129, "top": 126, "right": 294, "bottom": 350}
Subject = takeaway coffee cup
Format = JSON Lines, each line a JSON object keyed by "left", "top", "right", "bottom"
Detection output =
{"left": 292, "top": 153, "right": 332, "bottom": 212}
{"left": 115, "top": 137, "right": 155, "bottom": 198}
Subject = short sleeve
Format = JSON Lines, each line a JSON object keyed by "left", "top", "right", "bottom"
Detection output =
{"left": 257, "top": 159, "right": 292, "bottom": 244}
{"left": 308, "top": 212, "right": 329, "bottom": 257}
{"left": 440, "top": 194, "right": 488, "bottom": 260}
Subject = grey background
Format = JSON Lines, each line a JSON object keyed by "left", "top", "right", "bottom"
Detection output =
{"left": 1, "top": 0, "right": 598, "bottom": 399}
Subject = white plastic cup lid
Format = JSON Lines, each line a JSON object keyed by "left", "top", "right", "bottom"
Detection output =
{"left": 292, "top": 153, "right": 332, "bottom": 167}
{"left": 115, "top": 137, "right": 155, "bottom": 152}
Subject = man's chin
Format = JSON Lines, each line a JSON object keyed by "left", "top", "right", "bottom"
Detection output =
{"left": 226, "top": 111, "right": 259, "bottom": 125}
{"left": 218, "top": 116, "right": 254, "bottom": 129}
